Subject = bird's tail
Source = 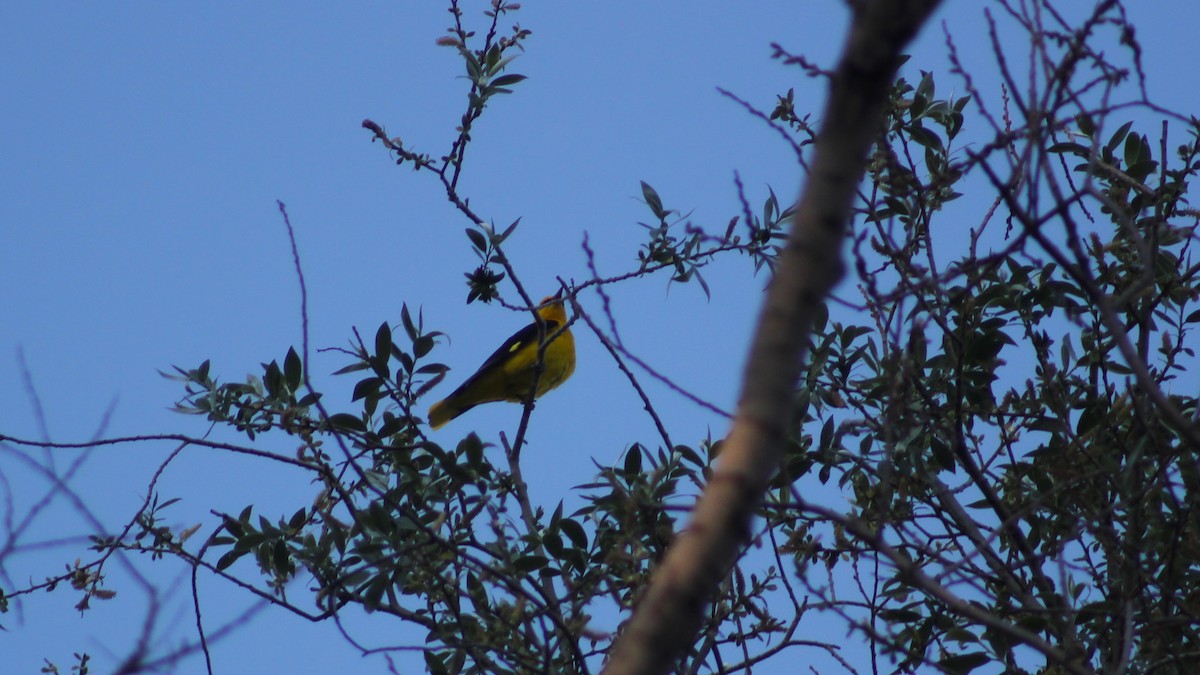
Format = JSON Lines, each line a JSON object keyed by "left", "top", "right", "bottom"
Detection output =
{"left": 428, "top": 398, "right": 473, "bottom": 430}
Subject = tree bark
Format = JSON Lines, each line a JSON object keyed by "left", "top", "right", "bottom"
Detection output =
{"left": 602, "top": 1, "right": 945, "bottom": 672}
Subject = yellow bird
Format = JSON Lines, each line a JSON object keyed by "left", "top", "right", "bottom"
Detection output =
{"left": 428, "top": 291, "right": 575, "bottom": 429}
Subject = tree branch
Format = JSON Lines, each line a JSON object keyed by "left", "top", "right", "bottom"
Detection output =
{"left": 602, "top": 1, "right": 945, "bottom": 672}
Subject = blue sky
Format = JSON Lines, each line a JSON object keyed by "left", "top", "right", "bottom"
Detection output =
{"left": 3, "top": 2, "right": 1198, "bottom": 673}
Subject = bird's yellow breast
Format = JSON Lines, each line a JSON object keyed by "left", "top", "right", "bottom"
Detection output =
{"left": 427, "top": 294, "right": 576, "bottom": 429}
{"left": 497, "top": 324, "right": 574, "bottom": 400}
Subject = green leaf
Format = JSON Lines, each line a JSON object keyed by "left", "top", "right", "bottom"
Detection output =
{"left": 328, "top": 413, "right": 366, "bottom": 432}
{"left": 378, "top": 413, "right": 406, "bottom": 438}
{"left": 880, "top": 608, "right": 924, "bottom": 622}
{"left": 1124, "top": 131, "right": 1148, "bottom": 168}
{"left": 332, "top": 362, "right": 369, "bottom": 376}
{"left": 818, "top": 463, "right": 832, "bottom": 484}
{"left": 640, "top": 181, "right": 665, "bottom": 219}
{"left": 1076, "top": 112, "right": 1095, "bottom": 137}
{"left": 413, "top": 335, "right": 434, "bottom": 359}
{"left": 417, "top": 365, "right": 449, "bottom": 384}
{"left": 288, "top": 508, "right": 307, "bottom": 530}
{"left": 938, "top": 651, "right": 991, "bottom": 675}
{"left": 425, "top": 651, "right": 449, "bottom": 675}
{"left": 375, "top": 323, "right": 392, "bottom": 363}
{"left": 674, "top": 444, "right": 704, "bottom": 467}
{"left": 401, "top": 304, "right": 418, "bottom": 342}
{"left": 466, "top": 227, "right": 488, "bottom": 253}
{"left": 264, "top": 360, "right": 283, "bottom": 397}
{"left": 907, "top": 123, "right": 943, "bottom": 152}
{"left": 458, "top": 432, "right": 484, "bottom": 466}
{"left": 498, "top": 217, "right": 521, "bottom": 242}
{"left": 272, "top": 539, "right": 290, "bottom": 572}
{"left": 216, "top": 548, "right": 248, "bottom": 571}
{"left": 624, "top": 444, "right": 644, "bottom": 476}
{"left": 461, "top": 48, "right": 482, "bottom": 83}
{"left": 490, "top": 73, "right": 527, "bottom": 87}
{"left": 819, "top": 418, "right": 834, "bottom": 452}
{"left": 284, "top": 347, "right": 302, "bottom": 391}
{"left": 543, "top": 531, "right": 564, "bottom": 558}
{"left": 811, "top": 302, "right": 829, "bottom": 334}
{"left": 1048, "top": 142, "right": 1088, "bottom": 156}
{"left": 916, "top": 71, "right": 934, "bottom": 102}
{"left": 352, "top": 377, "right": 382, "bottom": 402}
{"left": 1105, "top": 120, "right": 1134, "bottom": 155}
{"left": 559, "top": 518, "right": 587, "bottom": 549}
{"left": 1126, "top": 159, "right": 1157, "bottom": 183}
{"left": 931, "top": 435, "right": 955, "bottom": 472}
{"left": 513, "top": 554, "right": 549, "bottom": 573}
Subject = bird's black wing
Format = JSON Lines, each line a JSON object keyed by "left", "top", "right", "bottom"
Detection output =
{"left": 444, "top": 318, "right": 561, "bottom": 398}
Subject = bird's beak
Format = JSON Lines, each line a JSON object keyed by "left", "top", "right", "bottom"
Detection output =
{"left": 552, "top": 288, "right": 564, "bottom": 300}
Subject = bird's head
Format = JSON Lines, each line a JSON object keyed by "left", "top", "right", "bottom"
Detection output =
{"left": 537, "top": 289, "right": 568, "bottom": 323}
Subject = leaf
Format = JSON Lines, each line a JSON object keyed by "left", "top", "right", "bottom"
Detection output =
{"left": 332, "top": 362, "right": 370, "bottom": 376}
{"left": 938, "top": 651, "right": 991, "bottom": 675}
{"left": 693, "top": 267, "right": 711, "bottom": 299}
{"left": 352, "top": 377, "right": 382, "bottom": 402}
{"left": 328, "top": 413, "right": 366, "bottom": 432}
{"left": 818, "top": 463, "right": 832, "bottom": 484}
{"left": 819, "top": 418, "right": 834, "bottom": 452}
{"left": 931, "top": 436, "right": 956, "bottom": 472}
{"left": 640, "top": 181, "right": 665, "bottom": 219}
{"left": 400, "top": 304, "right": 418, "bottom": 342}
{"left": 559, "top": 518, "right": 587, "bottom": 549}
{"left": 264, "top": 360, "right": 283, "bottom": 397}
{"left": 763, "top": 187, "right": 778, "bottom": 226}
{"left": 458, "top": 432, "right": 484, "bottom": 467}
{"left": 880, "top": 608, "right": 923, "bottom": 622}
{"left": 916, "top": 70, "right": 934, "bottom": 102}
{"left": 624, "top": 444, "right": 644, "bottom": 476}
{"left": 513, "top": 554, "right": 549, "bottom": 573}
{"left": 378, "top": 414, "right": 406, "bottom": 438}
{"left": 413, "top": 335, "right": 434, "bottom": 359}
{"left": 498, "top": 217, "right": 521, "bottom": 243}
{"left": 466, "top": 227, "right": 488, "bottom": 253}
{"left": 1047, "top": 142, "right": 1088, "bottom": 156}
{"left": 674, "top": 444, "right": 704, "bottom": 467}
{"left": 1105, "top": 120, "right": 1134, "bottom": 156}
{"left": 543, "top": 531, "right": 564, "bottom": 558}
{"left": 272, "top": 539, "right": 290, "bottom": 572}
{"left": 1076, "top": 112, "right": 1095, "bottom": 137}
{"left": 461, "top": 47, "right": 482, "bottom": 83}
{"left": 1126, "top": 159, "right": 1158, "bottom": 183}
{"left": 907, "top": 124, "right": 944, "bottom": 152}
{"left": 216, "top": 548, "right": 248, "bottom": 571}
{"left": 1124, "top": 131, "right": 1148, "bottom": 168}
{"left": 284, "top": 347, "right": 303, "bottom": 391}
{"left": 375, "top": 323, "right": 392, "bottom": 363}
{"left": 490, "top": 73, "right": 527, "bottom": 87}
{"left": 288, "top": 508, "right": 307, "bottom": 530}
{"left": 416, "top": 362, "right": 448, "bottom": 375}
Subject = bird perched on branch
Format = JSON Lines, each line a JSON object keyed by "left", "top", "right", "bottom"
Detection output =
{"left": 428, "top": 291, "right": 575, "bottom": 429}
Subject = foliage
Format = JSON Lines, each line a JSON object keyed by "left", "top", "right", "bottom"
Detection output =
{"left": 4, "top": 0, "right": 1200, "bottom": 674}
{"left": 778, "top": 2, "right": 1200, "bottom": 672}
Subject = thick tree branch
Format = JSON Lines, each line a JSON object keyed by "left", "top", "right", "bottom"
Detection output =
{"left": 602, "top": 1, "right": 945, "bottom": 672}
